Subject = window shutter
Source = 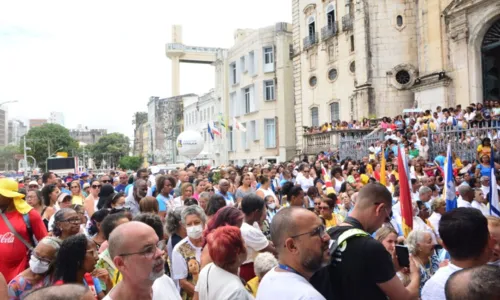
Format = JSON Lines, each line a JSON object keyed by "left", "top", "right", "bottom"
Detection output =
{"left": 255, "top": 120, "right": 259, "bottom": 140}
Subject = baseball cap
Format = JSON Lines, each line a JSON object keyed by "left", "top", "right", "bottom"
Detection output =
{"left": 80, "top": 173, "right": 89, "bottom": 178}
{"left": 57, "top": 193, "right": 72, "bottom": 203}
{"left": 28, "top": 181, "right": 39, "bottom": 187}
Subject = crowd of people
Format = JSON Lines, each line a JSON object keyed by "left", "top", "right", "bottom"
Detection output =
{"left": 1, "top": 104, "right": 500, "bottom": 300}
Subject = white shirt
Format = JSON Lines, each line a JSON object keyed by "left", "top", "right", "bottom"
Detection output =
{"left": 256, "top": 268, "right": 325, "bottom": 300}
{"left": 240, "top": 222, "right": 269, "bottom": 264}
{"left": 472, "top": 200, "right": 490, "bottom": 216}
{"left": 171, "top": 237, "right": 202, "bottom": 289}
{"left": 103, "top": 275, "right": 181, "bottom": 300}
{"left": 295, "top": 173, "right": 314, "bottom": 192}
{"left": 195, "top": 263, "right": 254, "bottom": 300}
{"left": 427, "top": 212, "right": 441, "bottom": 239}
{"left": 457, "top": 198, "right": 472, "bottom": 208}
{"left": 421, "top": 263, "right": 462, "bottom": 300}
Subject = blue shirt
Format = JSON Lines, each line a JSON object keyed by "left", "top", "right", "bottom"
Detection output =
{"left": 156, "top": 193, "right": 173, "bottom": 212}
{"left": 115, "top": 184, "right": 127, "bottom": 193}
{"left": 124, "top": 184, "right": 133, "bottom": 195}
{"left": 435, "top": 155, "right": 445, "bottom": 167}
{"left": 217, "top": 191, "right": 235, "bottom": 206}
{"left": 477, "top": 164, "right": 492, "bottom": 178}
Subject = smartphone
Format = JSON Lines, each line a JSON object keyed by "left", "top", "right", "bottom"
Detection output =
{"left": 395, "top": 245, "right": 410, "bottom": 268}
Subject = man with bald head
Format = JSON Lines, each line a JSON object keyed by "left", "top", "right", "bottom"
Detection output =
{"left": 217, "top": 179, "right": 235, "bottom": 206}
{"left": 25, "top": 284, "right": 95, "bottom": 300}
{"left": 310, "top": 183, "right": 421, "bottom": 300}
{"left": 103, "top": 221, "right": 180, "bottom": 300}
{"left": 256, "top": 207, "right": 330, "bottom": 299}
{"left": 445, "top": 265, "right": 500, "bottom": 300}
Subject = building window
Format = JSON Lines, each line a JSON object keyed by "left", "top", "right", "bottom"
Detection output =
{"left": 244, "top": 88, "right": 251, "bottom": 114}
{"left": 241, "top": 123, "right": 248, "bottom": 150}
{"left": 311, "top": 107, "right": 319, "bottom": 127}
{"left": 330, "top": 102, "right": 340, "bottom": 121}
{"left": 229, "top": 127, "right": 235, "bottom": 151}
{"left": 249, "top": 51, "right": 255, "bottom": 75}
{"left": 264, "top": 47, "right": 274, "bottom": 64}
{"left": 397, "top": 15, "right": 403, "bottom": 27}
{"left": 240, "top": 56, "right": 246, "bottom": 73}
{"left": 250, "top": 120, "right": 259, "bottom": 141}
{"left": 349, "top": 61, "right": 356, "bottom": 74}
{"left": 350, "top": 35, "right": 355, "bottom": 52}
{"left": 230, "top": 62, "right": 237, "bottom": 85}
{"left": 264, "top": 80, "right": 275, "bottom": 101}
{"left": 395, "top": 70, "right": 411, "bottom": 85}
{"left": 328, "top": 68, "right": 338, "bottom": 81}
{"left": 264, "top": 119, "right": 276, "bottom": 148}
{"left": 309, "top": 76, "right": 318, "bottom": 87}
{"left": 327, "top": 4, "right": 336, "bottom": 28}
{"left": 308, "top": 16, "right": 316, "bottom": 37}
{"left": 230, "top": 92, "right": 237, "bottom": 117}
{"left": 263, "top": 47, "right": 274, "bottom": 73}
{"left": 211, "top": 106, "right": 214, "bottom": 117}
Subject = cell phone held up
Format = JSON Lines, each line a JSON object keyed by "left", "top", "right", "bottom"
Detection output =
{"left": 395, "top": 245, "right": 410, "bottom": 268}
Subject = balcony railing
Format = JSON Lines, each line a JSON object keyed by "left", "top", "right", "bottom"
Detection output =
{"left": 302, "top": 129, "right": 374, "bottom": 155}
{"left": 342, "top": 14, "right": 353, "bottom": 31}
{"left": 321, "top": 22, "right": 338, "bottom": 41}
{"left": 303, "top": 33, "right": 319, "bottom": 50}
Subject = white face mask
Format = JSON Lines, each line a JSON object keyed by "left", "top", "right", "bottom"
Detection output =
{"left": 29, "top": 255, "right": 50, "bottom": 274}
{"left": 187, "top": 224, "right": 203, "bottom": 239}
{"left": 268, "top": 203, "right": 276, "bottom": 210}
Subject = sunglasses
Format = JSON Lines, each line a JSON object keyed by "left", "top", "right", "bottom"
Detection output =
{"left": 29, "top": 185, "right": 38, "bottom": 188}
{"left": 101, "top": 180, "right": 111, "bottom": 184}
{"left": 206, "top": 189, "right": 215, "bottom": 192}
{"left": 92, "top": 185, "right": 102, "bottom": 189}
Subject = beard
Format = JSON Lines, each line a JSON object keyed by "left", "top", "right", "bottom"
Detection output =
{"left": 301, "top": 243, "right": 330, "bottom": 272}
{"left": 148, "top": 258, "right": 165, "bottom": 281}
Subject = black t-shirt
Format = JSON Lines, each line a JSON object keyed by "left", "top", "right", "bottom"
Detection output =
{"left": 310, "top": 225, "right": 396, "bottom": 300}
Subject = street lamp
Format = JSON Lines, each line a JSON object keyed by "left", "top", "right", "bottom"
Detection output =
{"left": 50, "top": 148, "right": 63, "bottom": 157}
{"left": 0, "top": 100, "right": 19, "bottom": 107}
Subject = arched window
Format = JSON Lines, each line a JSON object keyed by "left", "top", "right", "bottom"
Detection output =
{"left": 311, "top": 107, "right": 319, "bottom": 127}
{"left": 397, "top": 15, "right": 403, "bottom": 27}
{"left": 326, "top": 3, "right": 336, "bottom": 28}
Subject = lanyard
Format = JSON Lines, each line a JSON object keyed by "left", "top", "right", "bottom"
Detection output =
{"left": 278, "top": 264, "right": 303, "bottom": 277}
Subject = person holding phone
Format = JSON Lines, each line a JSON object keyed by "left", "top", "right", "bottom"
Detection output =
{"left": 406, "top": 230, "right": 440, "bottom": 294}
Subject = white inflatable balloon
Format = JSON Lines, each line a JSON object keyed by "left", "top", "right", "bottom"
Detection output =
{"left": 176, "top": 130, "right": 204, "bottom": 158}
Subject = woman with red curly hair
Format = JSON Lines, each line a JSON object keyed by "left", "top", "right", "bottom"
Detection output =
{"left": 194, "top": 226, "right": 253, "bottom": 300}
{"left": 199, "top": 206, "right": 244, "bottom": 269}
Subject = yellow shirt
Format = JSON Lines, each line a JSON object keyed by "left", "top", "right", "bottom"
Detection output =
{"left": 71, "top": 195, "right": 84, "bottom": 206}
{"left": 366, "top": 164, "right": 374, "bottom": 176}
{"left": 322, "top": 213, "right": 344, "bottom": 229}
{"left": 477, "top": 145, "right": 492, "bottom": 158}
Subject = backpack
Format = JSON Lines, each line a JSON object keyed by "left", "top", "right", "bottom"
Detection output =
{"left": 328, "top": 228, "right": 369, "bottom": 264}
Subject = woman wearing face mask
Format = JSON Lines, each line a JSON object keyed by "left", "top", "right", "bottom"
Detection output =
{"left": 256, "top": 176, "right": 279, "bottom": 208}
{"left": 171, "top": 205, "right": 207, "bottom": 300}
{"left": 7, "top": 237, "right": 61, "bottom": 299}
{"left": 54, "top": 234, "right": 105, "bottom": 299}
{"left": 265, "top": 195, "right": 278, "bottom": 223}
{"left": 104, "top": 192, "right": 126, "bottom": 210}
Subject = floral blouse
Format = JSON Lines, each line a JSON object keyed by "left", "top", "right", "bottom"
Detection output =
{"left": 8, "top": 273, "right": 52, "bottom": 300}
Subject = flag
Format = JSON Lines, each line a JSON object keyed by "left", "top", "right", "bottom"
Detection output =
{"left": 380, "top": 151, "right": 387, "bottom": 186}
{"left": 233, "top": 117, "right": 247, "bottom": 132}
{"left": 210, "top": 121, "right": 221, "bottom": 136}
{"left": 207, "top": 123, "right": 214, "bottom": 140}
{"left": 322, "top": 166, "right": 335, "bottom": 195}
{"left": 490, "top": 150, "right": 500, "bottom": 216}
{"left": 444, "top": 143, "right": 457, "bottom": 211}
{"left": 397, "top": 147, "right": 412, "bottom": 237}
{"left": 218, "top": 113, "right": 227, "bottom": 128}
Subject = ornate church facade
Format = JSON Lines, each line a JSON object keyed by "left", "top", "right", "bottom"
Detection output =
{"left": 293, "top": 0, "right": 500, "bottom": 150}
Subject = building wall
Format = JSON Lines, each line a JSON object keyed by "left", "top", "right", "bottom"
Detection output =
{"left": 227, "top": 23, "right": 295, "bottom": 165}
{"left": 29, "top": 119, "right": 47, "bottom": 128}
{"left": 0, "top": 110, "right": 6, "bottom": 146}
{"left": 69, "top": 129, "right": 107, "bottom": 145}
{"left": 49, "top": 112, "right": 65, "bottom": 127}
{"left": 8, "top": 120, "right": 27, "bottom": 145}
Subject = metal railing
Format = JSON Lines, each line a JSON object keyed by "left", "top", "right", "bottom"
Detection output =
{"left": 303, "top": 33, "right": 319, "bottom": 50}
{"left": 302, "top": 128, "right": 374, "bottom": 156}
{"left": 321, "top": 23, "right": 338, "bottom": 40}
{"left": 342, "top": 14, "right": 353, "bottom": 31}
{"left": 338, "top": 129, "right": 385, "bottom": 161}
{"left": 428, "top": 123, "right": 500, "bottom": 162}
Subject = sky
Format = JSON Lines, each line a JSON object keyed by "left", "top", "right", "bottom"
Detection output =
{"left": 0, "top": 0, "right": 292, "bottom": 141}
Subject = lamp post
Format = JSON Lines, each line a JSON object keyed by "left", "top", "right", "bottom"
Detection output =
{"left": 0, "top": 100, "right": 19, "bottom": 107}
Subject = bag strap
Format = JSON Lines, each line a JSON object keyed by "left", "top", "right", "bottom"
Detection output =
{"left": 0, "top": 212, "right": 34, "bottom": 251}
{"left": 23, "top": 213, "right": 36, "bottom": 248}
{"left": 328, "top": 228, "right": 368, "bottom": 257}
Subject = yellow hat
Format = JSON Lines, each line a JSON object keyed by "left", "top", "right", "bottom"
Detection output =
{"left": 0, "top": 178, "right": 31, "bottom": 214}
{"left": 0, "top": 178, "right": 24, "bottom": 199}
{"left": 360, "top": 174, "right": 370, "bottom": 185}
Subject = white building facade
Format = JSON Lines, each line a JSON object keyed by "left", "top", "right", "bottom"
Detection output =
{"left": 49, "top": 112, "right": 65, "bottom": 127}
{"left": 183, "top": 89, "right": 224, "bottom": 166}
{"left": 8, "top": 119, "right": 27, "bottom": 145}
{"left": 227, "top": 23, "right": 296, "bottom": 165}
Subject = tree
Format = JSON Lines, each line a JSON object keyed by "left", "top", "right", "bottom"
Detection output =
{"left": 0, "top": 145, "right": 21, "bottom": 171}
{"left": 132, "top": 112, "right": 148, "bottom": 128}
{"left": 88, "top": 133, "right": 130, "bottom": 169}
{"left": 119, "top": 156, "right": 143, "bottom": 170}
{"left": 22, "top": 124, "right": 79, "bottom": 170}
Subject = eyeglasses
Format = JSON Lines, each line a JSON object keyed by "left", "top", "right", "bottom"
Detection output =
{"left": 101, "top": 180, "right": 111, "bottom": 184}
{"left": 206, "top": 189, "right": 215, "bottom": 192}
{"left": 289, "top": 225, "right": 326, "bottom": 241}
{"left": 314, "top": 202, "right": 321, "bottom": 206}
{"left": 86, "top": 248, "right": 98, "bottom": 257}
{"left": 61, "top": 218, "right": 81, "bottom": 225}
{"left": 29, "top": 185, "right": 38, "bottom": 188}
{"left": 92, "top": 185, "right": 101, "bottom": 189}
{"left": 375, "top": 202, "right": 393, "bottom": 222}
{"left": 118, "top": 240, "right": 164, "bottom": 259}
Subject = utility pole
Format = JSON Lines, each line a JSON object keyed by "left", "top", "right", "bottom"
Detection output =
{"left": 23, "top": 136, "right": 27, "bottom": 177}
